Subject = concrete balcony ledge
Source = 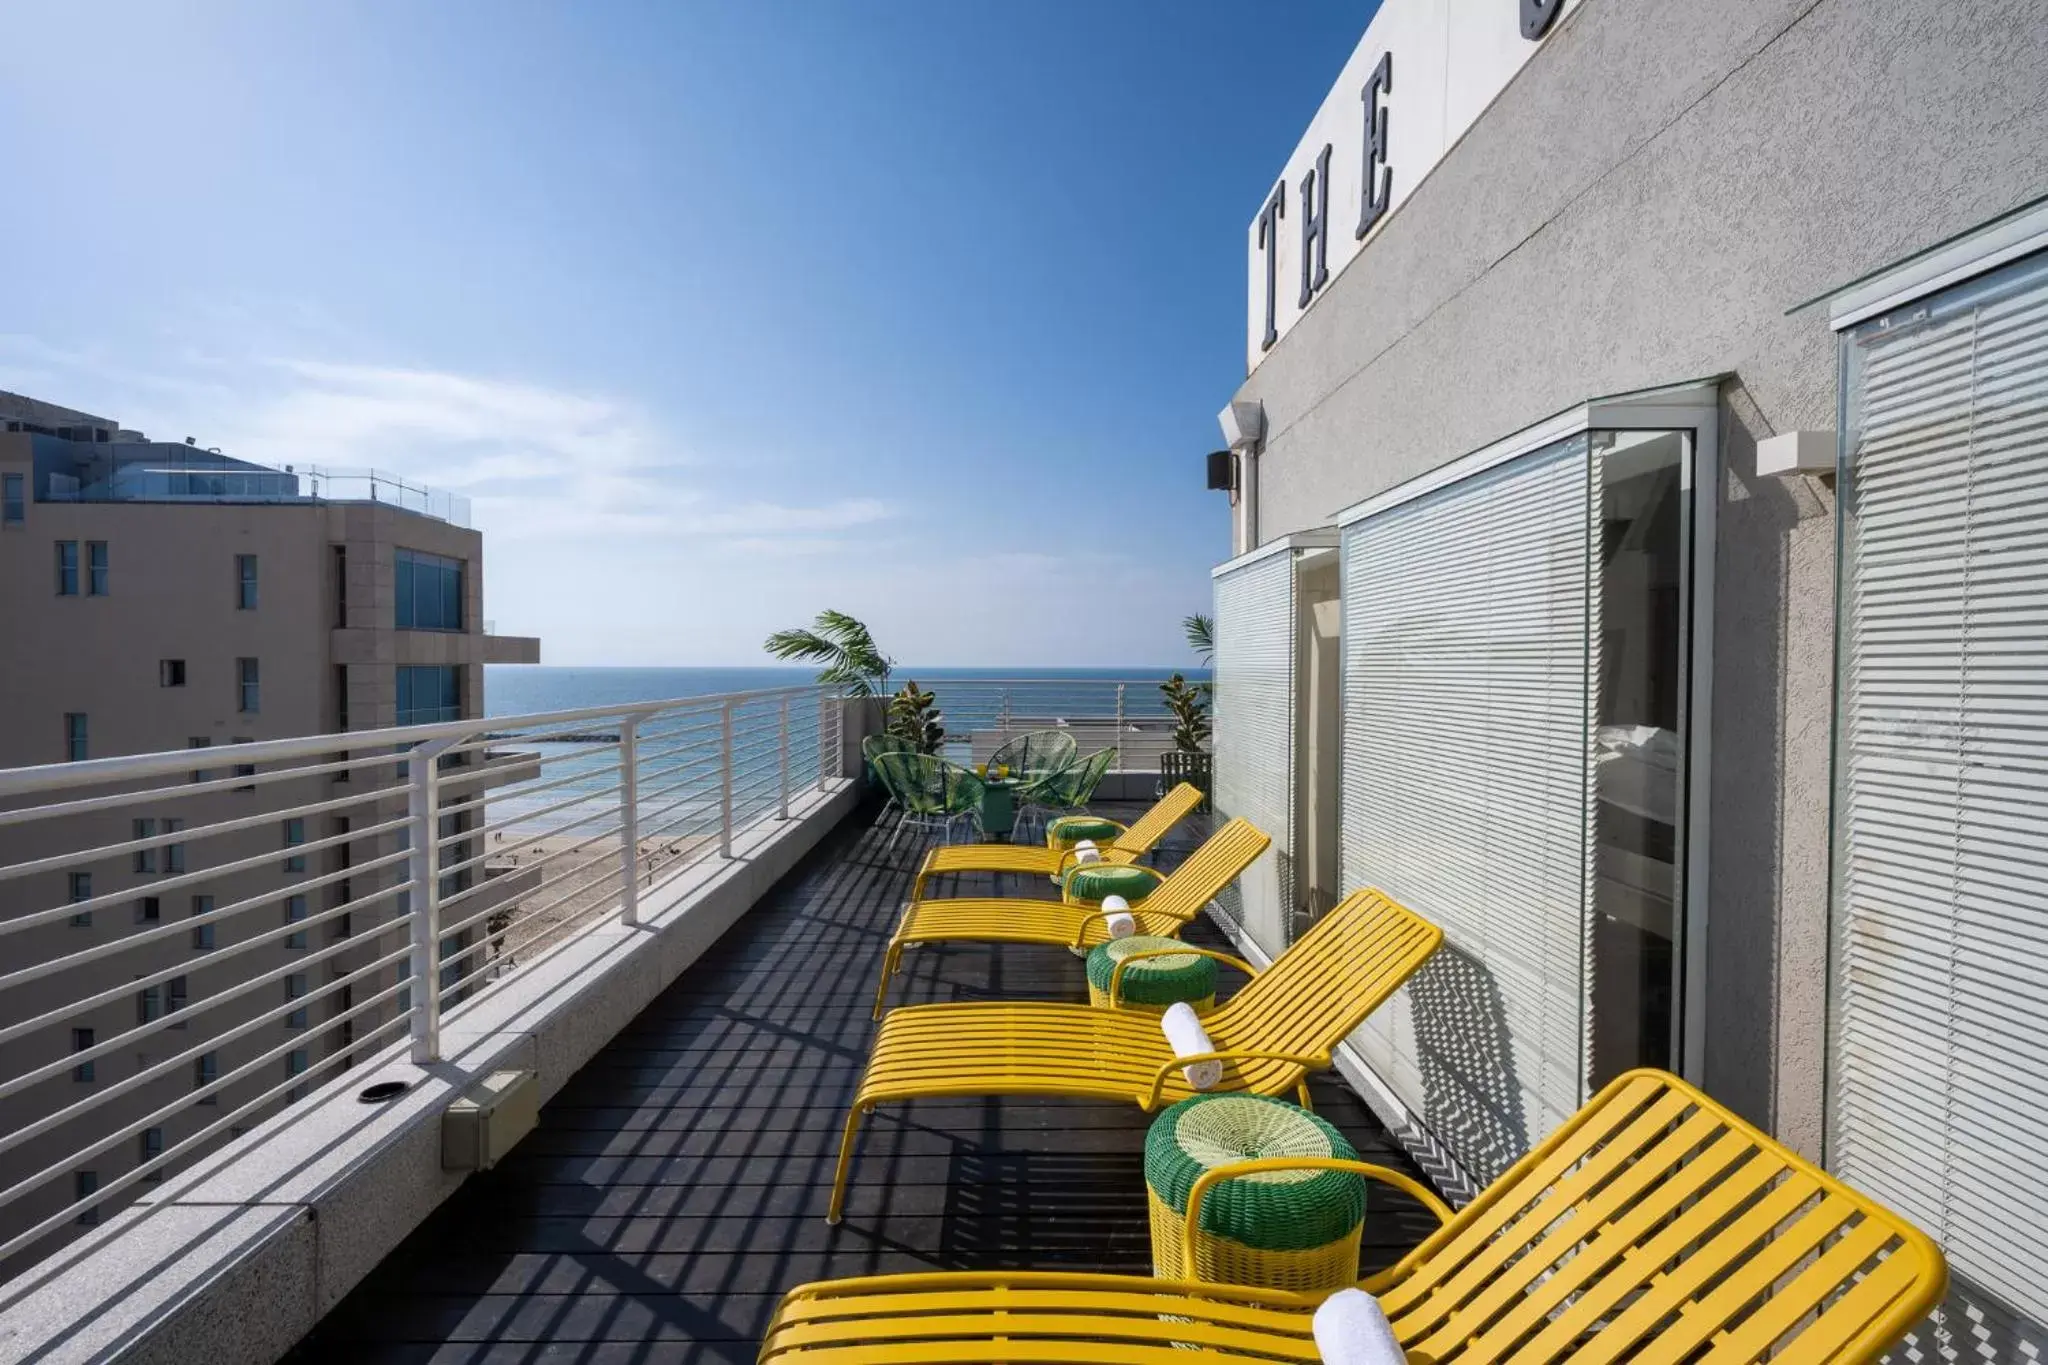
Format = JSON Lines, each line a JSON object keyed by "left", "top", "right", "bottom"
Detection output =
{"left": 0, "top": 779, "right": 857, "bottom": 1365}
{"left": 481, "top": 633, "right": 540, "bottom": 665}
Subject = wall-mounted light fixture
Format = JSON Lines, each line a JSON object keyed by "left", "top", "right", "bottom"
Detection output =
{"left": 1756, "top": 429, "right": 1836, "bottom": 477}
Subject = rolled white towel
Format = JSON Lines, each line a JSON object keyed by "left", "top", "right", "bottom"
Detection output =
{"left": 1312, "top": 1289, "right": 1406, "bottom": 1365}
{"left": 1072, "top": 845, "right": 1102, "bottom": 865}
{"left": 1160, "top": 1001, "right": 1223, "bottom": 1091}
{"left": 1101, "top": 894, "right": 1137, "bottom": 939}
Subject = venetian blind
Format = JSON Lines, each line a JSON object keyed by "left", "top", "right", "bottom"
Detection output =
{"left": 1340, "top": 433, "right": 1596, "bottom": 1185}
{"left": 1834, "top": 247, "right": 2048, "bottom": 1326}
{"left": 1212, "top": 551, "right": 1294, "bottom": 953}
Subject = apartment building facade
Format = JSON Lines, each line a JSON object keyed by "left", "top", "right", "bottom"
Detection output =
{"left": 1205, "top": 1, "right": 2048, "bottom": 1360}
{"left": 0, "top": 392, "right": 538, "bottom": 1273}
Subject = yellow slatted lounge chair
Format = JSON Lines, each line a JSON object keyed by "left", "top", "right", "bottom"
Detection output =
{"left": 834, "top": 887, "right": 1441, "bottom": 1222}
{"left": 771, "top": 1069, "right": 1948, "bottom": 1363}
{"left": 871, "top": 817, "right": 1272, "bottom": 1019}
{"left": 905, "top": 781, "right": 1207, "bottom": 902}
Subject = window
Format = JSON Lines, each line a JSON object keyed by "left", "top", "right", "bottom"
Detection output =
{"left": 188, "top": 736, "right": 211, "bottom": 782}
{"left": 396, "top": 665, "right": 462, "bottom": 726}
{"left": 167, "top": 975, "right": 188, "bottom": 1022}
{"left": 282, "top": 817, "right": 306, "bottom": 873}
{"left": 237, "top": 657, "right": 259, "bottom": 713}
{"left": 285, "top": 973, "right": 308, "bottom": 1029}
{"left": 284, "top": 894, "right": 308, "bottom": 949}
{"left": 55, "top": 540, "right": 77, "bottom": 595}
{"left": 332, "top": 545, "right": 348, "bottom": 627}
{"left": 232, "top": 737, "right": 256, "bottom": 790}
{"left": 163, "top": 818, "right": 185, "bottom": 874}
{"left": 64, "top": 712, "right": 87, "bottom": 762}
{"left": 87, "top": 541, "right": 107, "bottom": 596}
{"left": 160, "top": 659, "right": 187, "bottom": 688}
{"left": 133, "top": 819, "right": 158, "bottom": 874}
{"left": 194, "top": 1051, "right": 218, "bottom": 1101}
{"left": 74, "top": 1171, "right": 98, "bottom": 1224}
{"left": 135, "top": 896, "right": 161, "bottom": 924}
{"left": 190, "top": 896, "right": 215, "bottom": 950}
{"left": 70, "top": 871, "right": 92, "bottom": 927}
{"left": 139, "top": 1128, "right": 164, "bottom": 1182}
{"left": 138, "top": 984, "right": 163, "bottom": 1023}
{"left": 72, "top": 1029, "right": 95, "bottom": 1082}
{"left": 394, "top": 549, "right": 464, "bottom": 631}
{"left": 236, "top": 553, "right": 258, "bottom": 609}
{"left": 1, "top": 471, "right": 22, "bottom": 524}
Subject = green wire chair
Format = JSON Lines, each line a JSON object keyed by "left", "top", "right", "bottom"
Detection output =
{"left": 873, "top": 751, "right": 987, "bottom": 856}
{"left": 1018, "top": 746, "right": 1113, "bottom": 839}
{"left": 861, "top": 734, "right": 917, "bottom": 823}
{"left": 986, "top": 729, "right": 1076, "bottom": 782}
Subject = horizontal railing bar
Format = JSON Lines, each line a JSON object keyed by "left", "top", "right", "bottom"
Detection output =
{"left": 437, "top": 842, "right": 628, "bottom": 954}
{"left": 0, "top": 940, "right": 413, "bottom": 1167}
{"left": 0, "top": 1004, "right": 413, "bottom": 1270}
{"left": 433, "top": 748, "right": 622, "bottom": 797}
{"left": 433, "top": 807, "right": 625, "bottom": 917}
{"left": 0, "top": 747, "right": 409, "bottom": 831}
{"left": 0, "top": 811, "right": 413, "bottom": 939}
{"left": 437, "top": 823, "right": 623, "bottom": 925}
{"left": 0, "top": 876, "right": 413, "bottom": 1068}
{"left": 433, "top": 770, "right": 624, "bottom": 851}
{"left": 0, "top": 784, "right": 406, "bottom": 886}
{"left": 0, "top": 685, "right": 831, "bottom": 797}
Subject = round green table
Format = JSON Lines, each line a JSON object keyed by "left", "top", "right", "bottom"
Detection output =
{"left": 1086, "top": 935, "right": 1217, "bottom": 1011}
{"left": 976, "top": 777, "right": 1024, "bottom": 842}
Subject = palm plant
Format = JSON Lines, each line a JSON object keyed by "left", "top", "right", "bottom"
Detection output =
{"left": 1183, "top": 613, "right": 1214, "bottom": 664}
{"left": 885, "top": 680, "right": 946, "bottom": 754}
{"left": 1160, "top": 673, "right": 1212, "bottom": 753}
{"left": 763, "top": 610, "right": 894, "bottom": 697}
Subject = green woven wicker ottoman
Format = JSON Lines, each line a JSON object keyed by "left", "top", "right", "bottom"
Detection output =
{"left": 1046, "top": 815, "right": 1122, "bottom": 851}
{"left": 1063, "top": 863, "right": 1157, "bottom": 906}
{"left": 1085, "top": 935, "right": 1216, "bottom": 1012}
{"left": 1145, "top": 1093, "right": 1365, "bottom": 1292}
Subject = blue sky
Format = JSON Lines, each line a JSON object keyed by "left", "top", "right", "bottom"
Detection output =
{"left": 0, "top": 1, "right": 1367, "bottom": 666}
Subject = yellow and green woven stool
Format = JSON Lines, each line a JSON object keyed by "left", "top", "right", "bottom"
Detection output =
{"left": 1061, "top": 863, "right": 1158, "bottom": 907}
{"left": 1085, "top": 935, "right": 1217, "bottom": 1012}
{"left": 1144, "top": 1093, "right": 1365, "bottom": 1294}
{"left": 1045, "top": 815, "right": 1122, "bottom": 852}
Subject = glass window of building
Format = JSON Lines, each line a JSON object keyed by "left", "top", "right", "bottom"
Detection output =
{"left": 395, "top": 549, "right": 464, "bottom": 630}
{"left": 137, "top": 984, "right": 162, "bottom": 1023}
{"left": 72, "top": 1029, "right": 95, "bottom": 1082}
{"left": 2, "top": 471, "right": 23, "bottom": 524}
{"left": 87, "top": 540, "right": 108, "bottom": 595}
{"left": 135, "top": 896, "right": 160, "bottom": 924}
{"left": 133, "top": 818, "right": 158, "bottom": 874}
{"left": 167, "top": 975, "right": 188, "bottom": 1019}
{"left": 397, "top": 664, "right": 462, "bottom": 725}
{"left": 286, "top": 973, "right": 308, "bottom": 1029}
{"left": 163, "top": 818, "right": 185, "bottom": 874}
{"left": 237, "top": 657, "right": 260, "bottom": 713}
{"left": 69, "top": 871, "right": 91, "bottom": 927}
{"left": 282, "top": 817, "right": 306, "bottom": 873}
{"left": 284, "top": 894, "right": 308, "bottom": 949}
{"left": 195, "top": 1051, "right": 219, "bottom": 1101}
{"left": 55, "top": 540, "right": 77, "bottom": 595}
{"left": 64, "top": 713, "right": 86, "bottom": 762}
{"left": 188, "top": 736, "right": 210, "bottom": 782}
{"left": 74, "top": 1172, "right": 98, "bottom": 1225}
{"left": 236, "top": 553, "right": 258, "bottom": 609}
{"left": 232, "top": 737, "right": 256, "bottom": 790}
{"left": 190, "top": 896, "right": 214, "bottom": 949}
{"left": 161, "top": 659, "right": 186, "bottom": 688}
{"left": 139, "top": 1128, "right": 164, "bottom": 1182}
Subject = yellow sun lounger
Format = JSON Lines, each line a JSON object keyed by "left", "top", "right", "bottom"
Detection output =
{"left": 833, "top": 887, "right": 1440, "bottom": 1222}
{"left": 906, "top": 781, "right": 1207, "bottom": 901}
{"left": 871, "top": 816, "right": 1272, "bottom": 1019}
{"left": 773, "top": 1068, "right": 1948, "bottom": 1363}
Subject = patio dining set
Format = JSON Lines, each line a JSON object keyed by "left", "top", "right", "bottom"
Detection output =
{"left": 862, "top": 727, "right": 1114, "bottom": 850}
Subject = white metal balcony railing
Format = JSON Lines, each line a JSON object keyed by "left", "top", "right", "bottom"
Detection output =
{"left": 893, "top": 676, "right": 1189, "bottom": 771}
{"left": 0, "top": 685, "right": 842, "bottom": 1274}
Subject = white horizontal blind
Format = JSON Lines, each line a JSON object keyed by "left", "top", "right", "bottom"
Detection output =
{"left": 1834, "top": 248, "right": 2048, "bottom": 1332}
{"left": 1212, "top": 552, "right": 1293, "bottom": 952}
{"left": 1340, "top": 434, "right": 1594, "bottom": 1185}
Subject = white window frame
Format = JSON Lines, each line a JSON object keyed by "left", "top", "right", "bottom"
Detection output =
{"left": 1333, "top": 378, "right": 1721, "bottom": 1084}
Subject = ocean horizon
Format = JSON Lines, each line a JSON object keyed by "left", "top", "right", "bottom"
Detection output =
{"left": 484, "top": 664, "right": 1210, "bottom": 718}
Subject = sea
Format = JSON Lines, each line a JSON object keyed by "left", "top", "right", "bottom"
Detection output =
{"left": 479, "top": 666, "right": 1208, "bottom": 834}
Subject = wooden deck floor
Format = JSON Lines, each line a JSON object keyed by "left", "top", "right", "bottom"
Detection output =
{"left": 289, "top": 802, "right": 1439, "bottom": 1363}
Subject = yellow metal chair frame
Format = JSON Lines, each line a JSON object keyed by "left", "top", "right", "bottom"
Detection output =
{"left": 770, "top": 1069, "right": 1948, "bottom": 1363}
{"left": 870, "top": 817, "right": 1272, "bottom": 1019}
{"left": 904, "top": 781, "right": 1207, "bottom": 902}
{"left": 833, "top": 888, "right": 1441, "bottom": 1222}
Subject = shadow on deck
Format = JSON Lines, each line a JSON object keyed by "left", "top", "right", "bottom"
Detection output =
{"left": 289, "top": 800, "right": 1439, "bottom": 1363}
